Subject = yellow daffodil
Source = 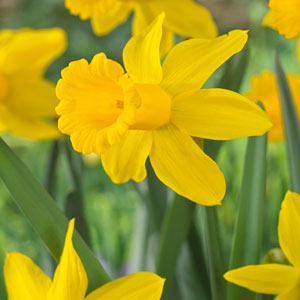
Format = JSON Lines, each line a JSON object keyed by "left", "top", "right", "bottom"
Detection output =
{"left": 56, "top": 14, "right": 272, "bottom": 206}
{"left": 245, "top": 71, "right": 300, "bottom": 143}
{"left": 4, "top": 219, "right": 165, "bottom": 299}
{"left": 224, "top": 191, "right": 300, "bottom": 299}
{"left": 0, "top": 28, "right": 66, "bottom": 140}
{"left": 263, "top": 0, "right": 300, "bottom": 63}
{"left": 65, "top": 0, "right": 218, "bottom": 55}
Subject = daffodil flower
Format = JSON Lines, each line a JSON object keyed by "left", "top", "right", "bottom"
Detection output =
{"left": 0, "top": 28, "right": 66, "bottom": 140}
{"left": 4, "top": 219, "right": 165, "bottom": 299}
{"left": 263, "top": 0, "right": 300, "bottom": 63}
{"left": 245, "top": 71, "right": 300, "bottom": 143}
{"left": 56, "top": 13, "right": 272, "bottom": 206}
{"left": 65, "top": 0, "right": 218, "bottom": 55}
{"left": 224, "top": 191, "right": 300, "bottom": 299}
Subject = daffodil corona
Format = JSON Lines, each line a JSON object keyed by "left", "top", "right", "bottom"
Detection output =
{"left": 56, "top": 14, "right": 272, "bottom": 206}
{"left": 224, "top": 191, "right": 300, "bottom": 299}
{"left": 4, "top": 219, "right": 165, "bottom": 299}
{"left": 65, "top": 0, "right": 218, "bottom": 54}
{"left": 0, "top": 28, "right": 66, "bottom": 140}
{"left": 246, "top": 71, "right": 300, "bottom": 143}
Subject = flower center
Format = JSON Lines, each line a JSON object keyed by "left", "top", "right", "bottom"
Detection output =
{"left": 0, "top": 71, "right": 9, "bottom": 102}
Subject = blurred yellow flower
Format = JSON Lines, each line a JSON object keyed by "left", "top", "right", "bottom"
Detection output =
{"left": 245, "top": 71, "right": 300, "bottom": 143}
{"left": 224, "top": 191, "right": 300, "bottom": 299}
{"left": 65, "top": 0, "right": 218, "bottom": 55}
{"left": 0, "top": 28, "right": 66, "bottom": 140}
{"left": 263, "top": 0, "right": 300, "bottom": 62}
{"left": 4, "top": 219, "right": 165, "bottom": 299}
{"left": 56, "top": 14, "right": 272, "bottom": 206}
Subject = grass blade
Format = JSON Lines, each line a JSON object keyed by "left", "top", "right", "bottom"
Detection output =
{"left": 275, "top": 54, "right": 300, "bottom": 193}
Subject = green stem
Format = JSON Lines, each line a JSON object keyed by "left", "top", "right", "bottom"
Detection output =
{"left": 156, "top": 194, "right": 195, "bottom": 298}
{"left": 62, "top": 137, "right": 91, "bottom": 246}
{"left": 202, "top": 206, "right": 226, "bottom": 300}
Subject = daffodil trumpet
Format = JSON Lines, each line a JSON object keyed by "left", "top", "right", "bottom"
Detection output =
{"left": 56, "top": 13, "right": 272, "bottom": 206}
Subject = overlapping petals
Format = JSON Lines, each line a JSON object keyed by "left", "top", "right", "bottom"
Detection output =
{"left": 65, "top": 0, "right": 218, "bottom": 54}
{"left": 3, "top": 219, "right": 165, "bottom": 300}
{"left": 224, "top": 191, "right": 300, "bottom": 298}
{"left": 57, "top": 14, "right": 272, "bottom": 205}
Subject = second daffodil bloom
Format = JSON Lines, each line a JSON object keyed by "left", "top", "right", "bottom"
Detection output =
{"left": 0, "top": 28, "right": 66, "bottom": 140}
{"left": 224, "top": 191, "right": 300, "bottom": 299}
{"left": 263, "top": 0, "right": 300, "bottom": 62}
{"left": 56, "top": 14, "right": 272, "bottom": 206}
{"left": 246, "top": 71, "right": 300, "bottom": 143}
{"left": 4, "top": 219, "right": 165, "bottom": 299}
{"left": 65, "top": 0, "right": 218, "bottom": 55}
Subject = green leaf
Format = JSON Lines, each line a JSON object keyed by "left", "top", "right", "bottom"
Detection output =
{"left": 156, "top": 194, "right": 195, "bottom": 298}
{"left": 226, "top": 108, "right": 268, "bottom": 300}
{"left": 0, "top": 137, "right": 110, "bottom": 293}
{"left": 275, "top": 54, "right": 300, "bottom": 193}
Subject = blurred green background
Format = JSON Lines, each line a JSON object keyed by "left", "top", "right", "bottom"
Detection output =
{"left": 0, "top": 0, "right": 296, "bottom": 287}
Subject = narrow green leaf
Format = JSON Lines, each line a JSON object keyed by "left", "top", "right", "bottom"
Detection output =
{"left": 201, "top": 139, "right": 226, "bottom": 300}
{"left": 0, "top": 138, "right": 110, "bottom": 292}
{"left": 227, "top": 107, "right": 268, "bottom": 300}
{"left": 156, "top": 194, "right": 195, "bottom": 298}
{"left": 275, "top": 54, "right": 300, "bottom": 193}
{"left": 202, "top": 206, "right": 226, "bottom": 300}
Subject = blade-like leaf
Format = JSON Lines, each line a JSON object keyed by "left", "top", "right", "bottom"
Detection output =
{"left": 0, "top": 138, "right": 110, "bottom": 293}
{"left": 275, "top": 54, "right": 300, "bottom": 193}
{"left": 156, "top": 194, "right": 195, "bottom": 298}
{"left": 226, "top": 105, "right": 268, "bottom": 300}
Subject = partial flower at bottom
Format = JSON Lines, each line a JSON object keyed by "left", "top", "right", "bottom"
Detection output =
{"left": 3, "top": 219, "right": 165, "bottom": 300}
{"left": 224, "top": 191, "right": 300, "bottom": 299}
{"left": 56, "top": 13, "right": 272, "bottom": 206}
{"left": 0, "top": 28, "right": 66, "bottom": 140}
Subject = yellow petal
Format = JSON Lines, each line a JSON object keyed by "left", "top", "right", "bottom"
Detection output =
{"left": 85, "top": 272, "right": 165, "bottom": 300}
{"left": 4, "top": 252, "right": 52, "bottom": 299}
{"left": 172, "top": 88, "right": 272, "bottom": 140}
{"left": 0, "top": 104, "right": 60, "bottom": 140}
{"left": 278, "top": 191, "right": 300, "bottom": 267}
{"left": 91, "top": 2, "right": 132, "bottom": 35}
{"left": 123, "top": 13, "right": 164, "bottom": 84}
{"left": 8, "top": 76, "right": 58, "bottom": 118}
{"left": 262, "top": 10, "right": 277, "bottom": 30}
{"left": 276, "top": 286, "right": 300, "bottom": 300}
{"left": 47, "top": 219, "right": 88, "bottom": 300}
{"left": 132, "top": 5, "right": 174, "bottom": 56}
{"left": 0, "top": 28, "right": 66, "bottom": 76}
{"left": 224, "top": 264, "right": 300, "bottom": 295}
{"left": 65, "top": 0, "right": 117, "bottom": 20}
{"left": 150, "top": 123, "right": 225, "bottom": 205}
{"left": 154, "top": 0, "right": 218, "bottom": 39}
{"left": 268, "top": 0, "right": 300, "bottom": 39}
{"left": 161, "top": 30, "right": 248, "bottom": 96}
{"left": 172, "top": 89, "right": 272, "bottom": 140}
{"left": 101, "top": 130, "right": 152, "bottom": 183}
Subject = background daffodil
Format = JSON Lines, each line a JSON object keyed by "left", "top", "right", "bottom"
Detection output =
{"left": 246, "top": 71, "right": 300, "bottom": 143}
{"left": 4, "top": 219, "right": 165, "bottom": 299}
{"left": 56, "top": 13, "right": 272, "bottom": 206}
{"left": 0, "top": 28, "right": 66, "bottom": 140}
{"left": 224, "top": 191, "right": 300, "bottom": 299}
{"left": 263, "top": 0, "right": 300, "bottom": 63}
{"left": 65, "top": 0, "right": 218, "bottom": 55}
